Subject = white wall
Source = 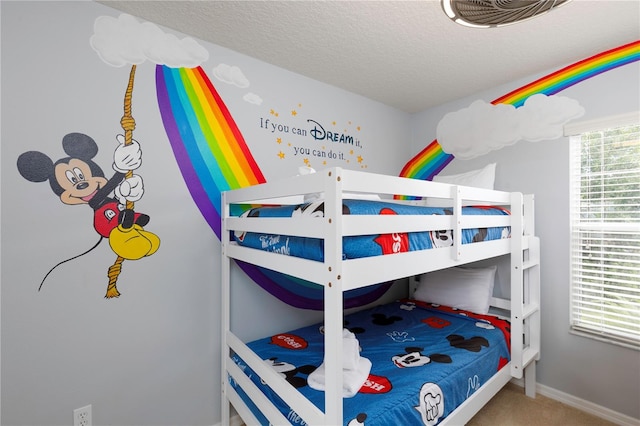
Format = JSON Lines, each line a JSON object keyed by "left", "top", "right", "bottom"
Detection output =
{"left": 410, "top": 61, "right": 640, "bottom": 420}
{"left": 0, "top": 2, "right": 410, "bottom": 425}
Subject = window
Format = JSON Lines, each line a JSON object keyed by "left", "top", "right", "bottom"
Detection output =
{"left": 567, "top": 113, "right": 640, "bottom": 349}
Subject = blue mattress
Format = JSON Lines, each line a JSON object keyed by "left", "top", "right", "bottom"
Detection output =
{"left": 233, "top": 199, "right": 511, "bottom": 261}
{"left": 231, "top": 299, "right": 511, "bottom": 425}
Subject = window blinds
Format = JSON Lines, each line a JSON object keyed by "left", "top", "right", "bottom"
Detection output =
{"left": 569, "top": 120, "right": 640, "bottom": 349}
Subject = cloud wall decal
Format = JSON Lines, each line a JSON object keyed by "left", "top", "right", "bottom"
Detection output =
{"left": 436, "top": 94, "right": 585, "bottom": 159}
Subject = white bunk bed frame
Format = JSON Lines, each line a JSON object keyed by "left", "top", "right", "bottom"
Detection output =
{"left": 221, "top": 167, "right": 540, "bottom": 426}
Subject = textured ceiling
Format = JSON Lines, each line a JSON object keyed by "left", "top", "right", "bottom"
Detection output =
{"left": 98, "top": 0, "right": 639, "bottom": 113}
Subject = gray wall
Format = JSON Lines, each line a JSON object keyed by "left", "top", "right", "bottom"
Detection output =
{"left": 410, "top": 62, "right": 640, "bottom": 420}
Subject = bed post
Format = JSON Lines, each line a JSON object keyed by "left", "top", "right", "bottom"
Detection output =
{"left": 323, "top": 167, "right": 344, "bottom": 424}
{"left": 221, "top": 191, "right": 231, "bottom": 424}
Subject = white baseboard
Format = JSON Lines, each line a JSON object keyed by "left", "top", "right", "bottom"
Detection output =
{"left": 510, "top": 379, "right": 639, "bottom": 426}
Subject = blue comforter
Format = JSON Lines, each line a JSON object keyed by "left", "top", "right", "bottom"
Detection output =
{"left": 233, "top": 199, "right": 510, "bottom": 261}
{"left": 231, "top": 300, "right": 511, "bottom": 425}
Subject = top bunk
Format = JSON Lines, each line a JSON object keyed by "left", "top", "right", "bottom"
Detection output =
{"left": 221, "top": 167, "right": 535, "bottom": 293}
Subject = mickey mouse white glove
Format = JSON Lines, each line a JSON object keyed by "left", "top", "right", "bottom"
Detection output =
{"left": 114, "top": 175, "right": 144, "bottom": 204}
{"left": 113, "top": 134, "right": 142, "bottom": 172}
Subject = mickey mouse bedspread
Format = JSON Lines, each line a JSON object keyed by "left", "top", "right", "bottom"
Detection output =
{"left": 231, "top": 299, "right": 511, "bottom": 425}
{"left": 232, "top": 199, "right": 510, "bottom": 261}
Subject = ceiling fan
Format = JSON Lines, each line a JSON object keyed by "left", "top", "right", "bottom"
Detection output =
{"left": 442, "top": 0, "right": 572, "bottom": 28}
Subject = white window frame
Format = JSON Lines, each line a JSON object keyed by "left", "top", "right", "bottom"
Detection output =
{"left": 566, "top": 112, "right": 640, "bottom": 350}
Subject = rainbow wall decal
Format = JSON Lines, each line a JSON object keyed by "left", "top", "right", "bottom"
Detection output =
{"left": 494, "top": 40, "right": 640, "bottom": 107}
{"left": 156, "top": 66, "right": 265, "bottom": 237}
{"left": 398, "top": 40, "right": 640, "bottom": 196}
{"left": 397, "top": 140, "right": 453, "bottom": 184}
{"left": 155, "top": 65, "right": 391, "bottom": 310}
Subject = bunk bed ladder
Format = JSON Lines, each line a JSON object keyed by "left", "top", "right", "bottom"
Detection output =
{"left": 510, "top": 193, "right": 541, "bottom": 397}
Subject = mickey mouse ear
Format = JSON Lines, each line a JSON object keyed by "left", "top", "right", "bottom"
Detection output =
{"left": 62, "top": 133, "right": 99, "bottom": 160}
{"left": 17, "top": 151, "right": 54, "bottom": 183}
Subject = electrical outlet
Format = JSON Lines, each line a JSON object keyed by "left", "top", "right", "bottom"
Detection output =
{"left": 73, "top": 404, "right": 92, "bottom": 426}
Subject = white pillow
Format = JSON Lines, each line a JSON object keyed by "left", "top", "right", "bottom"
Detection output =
{"left": 432, "top": 163, "right": 496, "bottom": 189}
{"left": 425, "top": 163, "right": 496, "bottom": 206}
{"left": 413, "top": 266, "right": 497, "bottom": 314}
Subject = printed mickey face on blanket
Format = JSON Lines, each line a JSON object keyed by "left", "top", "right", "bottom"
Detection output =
{"left": 393, "top": 347, "right": 432, "bottom": 368}
{"left": 429, "top": 229, "right": 454, "bottom": 248}
{"left": 292, "top": 200, "right": 326, "bottom": 218}
{"left": 392, "top": 347, "right": 452, "bottom": 368}
{"left": 429, "top": 208, "right": 454, "bottom": 248}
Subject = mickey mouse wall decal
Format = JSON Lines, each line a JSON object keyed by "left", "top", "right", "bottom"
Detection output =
{"left": 16, "top": 65, "right": 159, "bottom": 298}
{"left": 17, "top": 132, "right": 160, "bottom": 296}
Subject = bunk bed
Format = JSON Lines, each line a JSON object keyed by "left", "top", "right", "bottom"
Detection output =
{"left": 221, "top": 167, "right": 540, "bottom": 425}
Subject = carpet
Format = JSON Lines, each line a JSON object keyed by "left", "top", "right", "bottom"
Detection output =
{"left": 467, "top": 382, "right": 617, "bottom": 426}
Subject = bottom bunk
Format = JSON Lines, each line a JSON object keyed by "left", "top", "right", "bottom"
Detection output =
{"left": 225, "top": 298, "right": 529, "bottom": 425}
